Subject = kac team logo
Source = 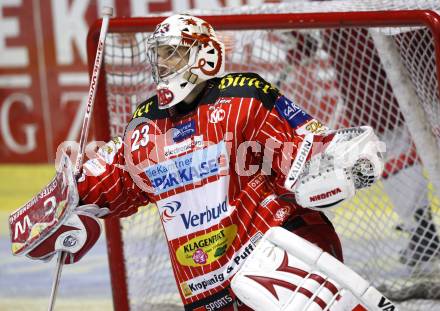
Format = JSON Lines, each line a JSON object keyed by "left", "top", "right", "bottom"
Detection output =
{"left": 161, "top": 201, "right": 181, "bottom": 222}
{"left": 209, "top": 107, "right": 226, "bottom": 124}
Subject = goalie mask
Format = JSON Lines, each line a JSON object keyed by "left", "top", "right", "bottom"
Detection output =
{"left": 147, "top": 14, "right": 225, "bottom": 109}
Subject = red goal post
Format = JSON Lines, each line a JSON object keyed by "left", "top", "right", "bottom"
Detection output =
{"left": 87, "top": 9, "right": 440, "bottom": 311}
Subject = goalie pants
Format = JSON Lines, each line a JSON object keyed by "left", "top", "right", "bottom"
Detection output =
{"left": 282, "top": 211, "right": 343, "bottom": 261}
{"left": 188, "top": 212, "right": 343, "bottom": 311}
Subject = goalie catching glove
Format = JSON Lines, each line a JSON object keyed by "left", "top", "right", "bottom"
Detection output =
{"left": 231, "top": 227, "right": 398, "bottom": 311}
{"left": 284, "top": 126, "right": 384, "bottom": 209}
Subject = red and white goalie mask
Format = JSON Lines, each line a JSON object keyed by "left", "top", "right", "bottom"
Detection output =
{"left": 147, "top": 14, "right": 225, "bottom": 109}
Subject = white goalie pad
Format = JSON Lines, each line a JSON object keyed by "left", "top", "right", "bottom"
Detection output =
{"left": 285, "top": 126, "right": 385, "bottom": 209}
{"left": 231, "top": 227, "right": 398, "bottom": 311}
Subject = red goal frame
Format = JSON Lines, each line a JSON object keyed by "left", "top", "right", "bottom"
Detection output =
{"left": 87, "top": 10, "right": 440, "bottom": 311}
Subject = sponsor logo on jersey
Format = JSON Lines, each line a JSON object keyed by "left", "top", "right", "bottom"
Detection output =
{"left": 181, "top": 272, "right": 225, "bottom": 298}
{"left": 192, "top": 249, "right": 209, "bottom": 265}
{"left": 296, "top": 119, "right": 328, "bottom": 135}
{"left": 249, "top": 174, "right": 266, "bottom": 190}
{"left": 181, "top": 282, "right": 193, "bottom": 298}
{"left": 214, "top": 244, "right": 227, "bottom": 258}
{"left": 189, "top": 288, "right": 234, "bottom": 311}
{"left": 181, "top": 197, "right": 229, "bottom": 230}
{"left": 309, "top": 187, "right": 342, "bottom": 202}
{"left": 145, "top": 141, "right": 228, "bottom": 195}
{"left": 275, "top": 95, "right": 312, "bottom": 129}
{"left": 161, "top": 201, "right": 181, "bottom": 222}
{"left": 157, "top": 177, "right": 234, "bottom": 240}
{"left": 161, "top": 196, "right": 231, "bottom": 229}
{"left": 260, "top": 194, "right": 277, "bottom": 208}
{"left": 132, "top": 100, "right": 153, "bottom": 118}
{"left": 180, "top": 232, "right": 262, "bottom": 297}
{"left": 172, "top": 120, "right": 196, "bottom": 142}
{"left": 214, "top": 97, "right": 232, "bottom": 105}
{"left": 218, "top": 74, "right": 278, "bottom": 94}
{"left": 205, "top": 294, "right": 233, "bottom": 311}
{"left": 176, "top": 225, "right": 237, "bottom": 267}
{"left": 164, "top": 135, "right": 203, "bottom": 158}
{"left": 83, "top": 158, "right": 106, "bottom": 177}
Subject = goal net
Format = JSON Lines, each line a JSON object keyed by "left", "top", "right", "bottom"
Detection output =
{"left": 87, "top": 1, "right": 440, "bottom": 310}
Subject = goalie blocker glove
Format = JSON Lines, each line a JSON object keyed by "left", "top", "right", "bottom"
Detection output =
{"left": 25, "top": 205, "right": 104, "bottom": 264}
{"left": 9, "top": 151, "right": 107, "bottom": 264}
{"left": 285, "top": 126, "right": 384, "bottom": 209}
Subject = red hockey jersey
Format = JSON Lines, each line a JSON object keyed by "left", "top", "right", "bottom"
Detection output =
{"left": 77, "top": 72, "right": 331, "bottom": 308}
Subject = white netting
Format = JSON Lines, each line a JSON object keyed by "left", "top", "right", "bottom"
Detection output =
{"left": 99, "top": 2, "right": 440, "bottom": 310}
